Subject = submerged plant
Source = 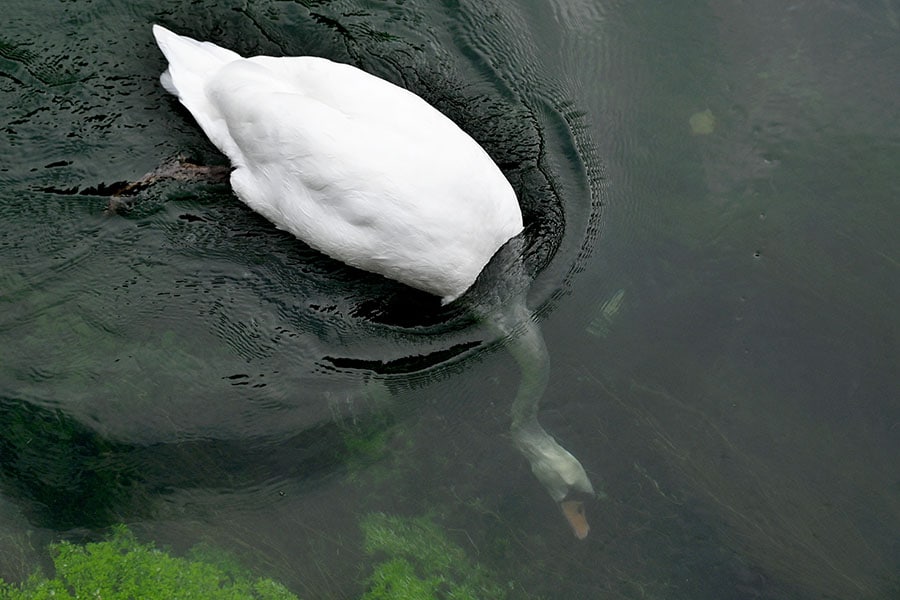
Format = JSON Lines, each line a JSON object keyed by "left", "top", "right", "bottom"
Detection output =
{"left": 1, "top": 515, "right": 517, "bottom": 600}
{"left": 360, "top": 513, "right": 509, "bottom": 600}
{"left": 0, "top": 526, "right": 297, "bottom": 600}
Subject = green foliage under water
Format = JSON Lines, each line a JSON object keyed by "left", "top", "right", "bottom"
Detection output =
{"left": 0, "top": 526, "right": 297, "bottom": 600}
{"left": 0, "top": 513, "right": 513, "bottom": 600}
{"left": 361, "top": 513, "right": 508, "bottom": 600}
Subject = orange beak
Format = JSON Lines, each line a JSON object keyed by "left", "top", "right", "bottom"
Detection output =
{"left": 560, "top": 499, "right": 589, "bottom": 539}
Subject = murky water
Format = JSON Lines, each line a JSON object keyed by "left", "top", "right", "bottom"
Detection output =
{"left": 1, "top": 1, "right": 897, "bottom": 598}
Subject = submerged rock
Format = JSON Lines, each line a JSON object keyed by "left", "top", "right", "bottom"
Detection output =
{"left": 689, "top": 109, "right": 716, "bottom": 135}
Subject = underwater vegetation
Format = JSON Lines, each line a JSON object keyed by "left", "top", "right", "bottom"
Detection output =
{"left": 0, "top": 513, "right": 513, "bottom": 600}
{"left": 360, "top": 513, "right": 508, "bottom": 600}
{"left": 0, "top": 526, "right": 296, "bottom": 600}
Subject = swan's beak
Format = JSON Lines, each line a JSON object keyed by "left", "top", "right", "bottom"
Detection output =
{"left": 560, "top": 499, "right": 589, "bottom": 539}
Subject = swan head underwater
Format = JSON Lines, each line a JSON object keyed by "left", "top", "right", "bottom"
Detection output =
{"left": 515, "top": 426, "right": 596, "bottom": 539}
{"left": 151, "top": 24, "right": 599, "bottom": 538}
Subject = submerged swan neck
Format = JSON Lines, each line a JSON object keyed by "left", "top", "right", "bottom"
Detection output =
{"left": 494, "top": 299, "right": 595, "bottom": 496}
{"left": 503, "top": 306, "right": 551, "bottom": 430}
{"left": 474, "top": 239, "right": 596, "bottom": 537}
{"left": 497, "top": 304, "right": 596, "bottom": 541}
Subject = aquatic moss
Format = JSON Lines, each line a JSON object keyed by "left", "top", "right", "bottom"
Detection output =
{"left": 0, "top": 526, "right": 297, "bottom": 600}
{"left": 364, "top": 558, "right": 443, "bottom": 600}
{"left": 0, "top": 515, "right": 514, "bottom": 600}
{"left": 361, "top": 513, "right": 508, "bottom": 600}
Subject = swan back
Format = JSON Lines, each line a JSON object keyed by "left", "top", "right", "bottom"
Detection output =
{"left": 152, "top": 25, "right": 523, "bottom": 303}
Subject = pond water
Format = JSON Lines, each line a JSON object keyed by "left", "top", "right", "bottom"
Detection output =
{"left": 1, "top": 0, "right": 898, "bottom": 598}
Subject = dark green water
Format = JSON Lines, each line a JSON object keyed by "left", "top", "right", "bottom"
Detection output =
{"left": 1, "top": 1, "right": 898, "bottom": 598}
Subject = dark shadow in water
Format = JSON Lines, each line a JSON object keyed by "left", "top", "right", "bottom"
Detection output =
{"left": 0, "top": 394, "right": 401, "bottom": 532}
{"left": 0, "top": 397, "right": 137, "bottom": 530}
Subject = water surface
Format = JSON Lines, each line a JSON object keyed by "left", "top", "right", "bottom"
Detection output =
{"left": 1, "top": 1, "right": 898, "bottom": 598}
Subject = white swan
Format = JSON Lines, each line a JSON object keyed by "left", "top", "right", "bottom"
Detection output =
{"left": 152, "top": 25, "right": 596, "bottom": 537}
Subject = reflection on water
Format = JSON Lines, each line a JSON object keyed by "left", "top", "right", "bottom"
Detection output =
{"left": 1, "top": 0, "right": 898, "bottom": 598}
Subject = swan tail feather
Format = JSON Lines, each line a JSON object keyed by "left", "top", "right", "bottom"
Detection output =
{"left": 152, "top": 25, "right": 248, "bottom": 167}
{"left": 152, "top": 25, "right": 241, "bottom": 98}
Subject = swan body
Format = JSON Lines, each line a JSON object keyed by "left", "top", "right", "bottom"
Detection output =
{"left": 152, "top": 25, "right": 522, "bottom": 304}
{"left": 153, "top": 25, "right": 596, "bottom": 537}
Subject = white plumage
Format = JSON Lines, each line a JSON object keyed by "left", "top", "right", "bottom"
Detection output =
{"left": 152, "top": 25, "right": 523, "bottom": 304}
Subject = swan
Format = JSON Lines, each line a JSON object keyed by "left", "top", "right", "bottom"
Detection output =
{"left": 152, "top": 25, "right": 596, "bottom": 538}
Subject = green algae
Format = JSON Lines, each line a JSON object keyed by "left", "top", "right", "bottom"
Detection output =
{"left": 0, "top": 526, "right": 297, "bottom": 600}
{"left": 361, "top": 513, "right": 509, "bottom": 600}
{"left": 0, "top": 512, "right": 518, "bottom": 600}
